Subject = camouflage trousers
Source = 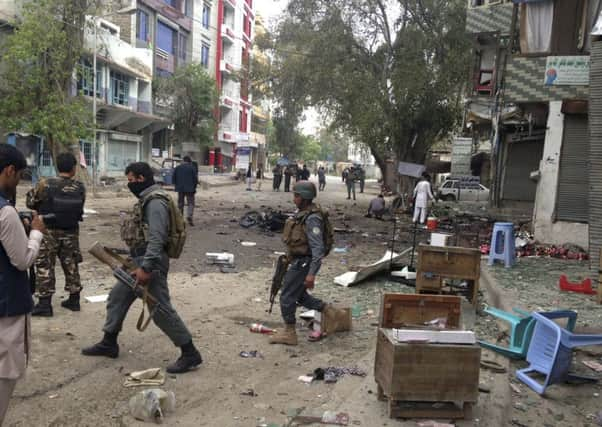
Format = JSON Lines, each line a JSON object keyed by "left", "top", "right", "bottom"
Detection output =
{"left": 35, "top": 229, "right": 83, "bottom": 298}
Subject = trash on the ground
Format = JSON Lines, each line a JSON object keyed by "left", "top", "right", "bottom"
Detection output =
{"left": 84, "top": 294, "right": 108, "bottom": 303}
{"left": 239, "top": 350, "right": 263, "bottom": 358}
{"left": 129, "top": 388, "right": 175, "bottom": 423}
{"left": 220, "top": 265, "right": 238, "bottom": 273}
{"left": 312, "top": 367, "right": 367, "bottom": 384}
{"left": 583, "top": 360, "right": 602, "bottom": 372}
{"left": 559, "top": 275, "right": 595, "bottom": 295}
{"left": 334, "top": 249, "right": 410, "bottom": 287}
{"left": 293, "top": 411, "right": 350, "bottom": 425}
{"left": 333, "top": 247, "right": 348, "bottom": 254}
{"left": 479, "top": 384, "right": 491, "bottom": 393}
{"left": 298, "top": 375, "right": 314, "bottom": 384}
{"left": 206, "top": 252, "right": 235, "bottom": 266}
{"left": 393, "top": 329, "right": 476, "bottom": 345}
{"left": 480, "top": 359, "right": 507, "bottom": 373}
{"left": 84, "top": 208, "right": 98, "bottom": 214}
{"left": 241, "top": 241, "right": 257, "bottom": 247}
{"left": 391, "top": 265, "right": 417, "bottom": 280}
{"left": 123, "top": 368, "right": 165, "bottom": 388}
{"left": 240, "top": 388, "right": 257, "bottom": 397}
{"left": 417, "top": 421, "right": 454, "bottom": 427}
{"left": 250, "top": 323, "right": 275, "bottom": 334}
{"left": 510, "top": 383, "right": 521, "bottom": 394}
{"left": 300, "top": 310, "right": 317, "bottom": 320}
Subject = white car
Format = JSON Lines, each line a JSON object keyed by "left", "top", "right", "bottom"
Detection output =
{"left": 437, "top": 179, "right": 490, "bottom": 202}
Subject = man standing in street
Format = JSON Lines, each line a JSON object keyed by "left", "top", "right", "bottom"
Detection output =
{"left": 318, "top": 166, "right": 326, "bottom": 191}
{"left": 0, "top": 144, "right": 46, "bottom": 424}
{"left": 272, "top": 164, "right": 282, "bottom": 191}
{"left": 173, "top": 156, "right": 197, "bottom": 226}
{"left": 82, "top": 162, "right": 202, "bottom": 374}
{"left": 27, "top": 152, "right": 85, "bottom": 317}
{"left": 346, "top": 166, "right": 357, "bottom": 200}
{"left": 301, "top": 164, "right": 310, "bottom": 181}
{"left": 359, "top": 166, "right": 366, "bottom": 193}
{"left": 284, "top": 166, "right": 292, "bottom": 192}
{"left": 413, "top": 173, "right": 435, "bottom": 224}
{"left": 269, "top": 181, "right": 344, "bottom": 346}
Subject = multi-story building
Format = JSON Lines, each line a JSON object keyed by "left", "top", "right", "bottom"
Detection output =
{"left": 465, "top": 0, "right": 598, "bottom": 249}
{"left": 210, "top": 0, "right": 254, "bottom": 171}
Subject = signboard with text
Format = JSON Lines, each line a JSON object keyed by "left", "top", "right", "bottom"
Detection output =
{"left": 544, "top": 56, "right": 590, "bottom": 86}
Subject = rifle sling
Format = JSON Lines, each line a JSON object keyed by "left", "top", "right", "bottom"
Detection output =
{"left": 136, "top": 287, "right": 156, "bottom": 332}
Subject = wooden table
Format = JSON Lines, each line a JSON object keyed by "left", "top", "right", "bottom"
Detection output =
{"left": 416, "top": 244, "right": 481, "bottom": 306}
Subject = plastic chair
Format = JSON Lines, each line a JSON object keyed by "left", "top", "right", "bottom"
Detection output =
{"left": 558, "top": 275, "right": 596, "bottom": 295}
{"left": 516, "top": 311, "right": 602, "bottom": 395}
{"left": 479, "top": 307, "right": 576, "bottom": 359}
{"left": 488, "top": 222, "right": 516, "bottom": 268}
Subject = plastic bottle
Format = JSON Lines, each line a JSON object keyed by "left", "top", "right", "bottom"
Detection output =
{"left": 250, "top": 323, "right": 274, "bottom": 334}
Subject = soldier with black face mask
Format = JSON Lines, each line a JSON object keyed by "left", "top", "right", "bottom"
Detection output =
{"left": 82, "top": 162, "right": 202, "bottom": 374}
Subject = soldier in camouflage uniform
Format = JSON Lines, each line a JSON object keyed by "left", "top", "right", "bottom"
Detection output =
{"left": 27, "top": 153, "right": 86, "bottom": 317}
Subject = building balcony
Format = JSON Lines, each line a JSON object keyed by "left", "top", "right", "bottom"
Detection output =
{"left": 155, "top": 48, "right": 175, "bottom": 75}
{"left": 505, "top": 55, "right": 590, "bottom": 103}
{"left": 138, "top": 0, "right": 192, "bottom": 31}
{"left": 473, "top": 69, "right": 495, "bottom": 96}
{"left": 84, "top": 22, "right": 153, "bottom": 81}
{"left": 220, "top": 92, "right": 237, "bottom": 109}
{"left": 222, "top": 25, "right": 236, "bottom": 44}
{"left": 219, "top": 128, "right": 237, "bottom": 143}
{"left": 220, "top": 56, "right": 240, "bottom": 74}
{"left": 466, "top": 2, "right": 516, "bottom": 35}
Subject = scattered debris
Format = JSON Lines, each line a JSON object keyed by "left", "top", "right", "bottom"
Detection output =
{"left": 334, "top": 249, "right": 411, "bottom": 287}
{"left": 220, "top": 265, "right": 238, "bottom": 274}
{"left": 84, "top": 294, "right": 108, "bottom": 303}
{"left": 417, "top": 421, "right": 455, "bottom": 427}
{"left": 311, "top": 367, "right": 367, "bottom": 383}
{"left": 123, "top": 368, "right": 165, "bottom": 388}
{"left": 240, "top": 389, "right": 257, "bottom": 397}
{"left": 480, "top": 359, "right": 507, "bottom": 373}
{"left": 241, "top": 241, "right": 257, "bottom": 247}
{"left": 206, "top": 252, "right": 235, "bottom": 266}
{"left": 292, "top": 411, "right": 350, "bottom": 426}
{"left": 129, "top": 389, "right": 176, "bottom": 423}
{"left": 239, "top": 350, "right": 263, "bottom": 359}
{"left": 250, "top": 323, "right": 275, "bottom": 334}
{"left": 510, "top": 383, "right": 522, "bottom": 394}
{"left": 298, "top": 375, "right": 314, "bottom": 384}
{"left": 333, "top": 247, "right": 349, "bottom": 254}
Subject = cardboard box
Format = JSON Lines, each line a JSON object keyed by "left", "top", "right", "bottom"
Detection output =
{"left": 315, "top": 306, "right": 352, "bottom": 335}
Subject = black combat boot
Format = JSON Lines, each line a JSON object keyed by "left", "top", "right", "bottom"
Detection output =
{"left": 31, "top": 296, "right": 53, "bottom": 317}
{"left": 61, "top": 293, "right": 80, "bottom": 312}
{"left": 81, "top": 332, "right": 119, "bottom": 358}
{"left": 166, "top": 341, "right": 202, "bottom": 374}
{"left": 187, "top": 217, "right": 194, "bottom": 227}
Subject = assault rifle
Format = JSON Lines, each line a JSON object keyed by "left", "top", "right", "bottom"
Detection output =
{"left": 88, "top": 242, "right": 169, "bottom": 331}
{"left": 269, "top": 254, "right": 289, "bottom": 314}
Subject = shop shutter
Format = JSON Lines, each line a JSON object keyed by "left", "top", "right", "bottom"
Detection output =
{"left": 589, "top": 40, "right": 602, "bottom": 273}
{"left": 556, "top": 115, "right": 588, "bottom": 222}
{"left": 502, "top": 139, "right": 544, "bottom": 202}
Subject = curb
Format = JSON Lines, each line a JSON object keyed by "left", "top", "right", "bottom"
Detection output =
{"left": 479, "top": 260, "right": 514, "bottom": 313}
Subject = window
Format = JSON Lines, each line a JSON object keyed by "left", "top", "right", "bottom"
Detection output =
{"left": 110, "top": 70, "right": 129, "bottom": 106}
{"left": 178, "top": 33, "right": 188, "bottom": 62}
{"left": 442, "top": 181, "right": 454, "bottom": 189}
{"left": 163, "top": 0, "right": 176, "bottom": 7}
{"left": 136, "top": 10, "right": 149, "bottom": 43}
{"left": 202, "top": 3, "right": 211, "bottom": 29}
{"left": 157, "top": 21, "right": 176, "bottom": 54}
{"left": 201, "top": 43, "right": 210, "bottom": 68}
{"left": 77, "top": 58, "right": 101, "bottom": 98}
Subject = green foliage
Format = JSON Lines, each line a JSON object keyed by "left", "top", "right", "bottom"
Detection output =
{"left": 267, "top": 0, "right": 470, "bottom": 171}
{"left": 300, "top": 135, "right": 321, "bottom": 161}
{"left": 0, "top": 0, "right": 95, "bottom": 154}
{"left": 154, "top": 63, "right": 217, "bottom": 149}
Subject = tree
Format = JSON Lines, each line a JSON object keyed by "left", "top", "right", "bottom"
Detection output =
{"left": 300, "top": 135, "right": 321, "bottom": 161}
{"left": 154, "top": 63, "right": 217, "bottom": 149}
{"left": 0, "top": 0, "right": 97, "bottom": 164}
{"left": 271, "top": 0, "right": 470, "bottom": 186}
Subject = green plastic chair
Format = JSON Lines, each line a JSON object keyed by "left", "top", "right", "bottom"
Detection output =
{"left": 478, "top": 307, "right": 577, "bottom": 359}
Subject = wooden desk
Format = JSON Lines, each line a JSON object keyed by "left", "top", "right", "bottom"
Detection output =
{"left": 416, "top": 244, "right": 481, "bottom": 306}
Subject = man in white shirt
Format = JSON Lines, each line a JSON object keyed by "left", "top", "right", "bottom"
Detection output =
{"left": 413, "top": 173, "right": 435, "bottom": 224}
{"left": 0, "top": 144, "right": 46, "bottom": 425}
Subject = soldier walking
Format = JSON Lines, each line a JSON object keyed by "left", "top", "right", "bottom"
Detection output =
{"left": 269, "top": 181, "right": 345, "bottom": 345}
{"left": 346, "top": 166, "right": 357, "bottom": 200}
{"left": 28, "top": 153, "right": 85, "bottom": 317}
{"left": 82, "top": 162, "right": 202, "bottom": 374}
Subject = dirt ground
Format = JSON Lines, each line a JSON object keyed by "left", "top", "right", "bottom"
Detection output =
{"left": 3, "top": 176, "right": 593, "bottom": 427}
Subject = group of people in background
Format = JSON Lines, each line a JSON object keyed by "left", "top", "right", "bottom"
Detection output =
{"left": 271, "top": 163, "right": 314, "bottom": 192}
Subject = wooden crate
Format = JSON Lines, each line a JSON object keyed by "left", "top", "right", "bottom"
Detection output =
{"left": 375, "top": 328, "right": 481, "bottom": 419}
{"left": 378, "top": 293, "right": 462, "bottom": 329}
{"left": 416, "top": 244, "right": 481, "bottom": 306}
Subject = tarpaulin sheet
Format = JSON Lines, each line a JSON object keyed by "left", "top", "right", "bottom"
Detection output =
{"left": 397, "top": 161, "right": 426, "bottom": 178}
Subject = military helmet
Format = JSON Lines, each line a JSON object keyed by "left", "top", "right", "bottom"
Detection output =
{"left": 293, "top": 181, "right": 317, "bottom": 200}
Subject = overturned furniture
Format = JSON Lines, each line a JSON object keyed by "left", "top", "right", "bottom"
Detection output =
{"left": 375, "top": 293, "right": 480, "bottom": 419}
{"left": 416, "top": 244, "right": 481, "bottom": 306}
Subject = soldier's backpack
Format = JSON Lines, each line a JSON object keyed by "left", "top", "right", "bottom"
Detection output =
{"left": 135, "top": 190, "right": 187, "bottom": 259}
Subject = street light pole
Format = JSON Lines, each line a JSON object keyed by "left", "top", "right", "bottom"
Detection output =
{"left": 92, "top": 18, "right": 97, "bottom": 195}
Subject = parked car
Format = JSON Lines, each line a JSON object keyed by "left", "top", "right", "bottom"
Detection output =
{"left": 155, "top": 158, "right": 182, "bottom": 186}
{"left": 437, "top": 179, "right": 490, "bottom": 202}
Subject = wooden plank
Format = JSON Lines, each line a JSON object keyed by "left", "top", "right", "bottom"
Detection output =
{"left": 379, "top": 294, "right": 462, "bottom": 329}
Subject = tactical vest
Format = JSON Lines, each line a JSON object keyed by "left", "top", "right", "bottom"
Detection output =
{"left": 120, "top": 188, "right": 187, "bottom": 258}
{"left": 0, "top": 195, "right": 33, "bottom": 317}
{"left": 282, "top": 204, "right": 334, "bottom": 257}
{"left": 38, "top": 177, "right": 85, "bottom": 230}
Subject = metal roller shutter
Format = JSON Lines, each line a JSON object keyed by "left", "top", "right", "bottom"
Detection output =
{"left": 556, "top": 115, "right": 588, "bottom": 222}
{"left": 590, "top": 41, "right": 602, "bottom": 273}
{"left": 502, "top": 139, "right": 543, "bottom": 202}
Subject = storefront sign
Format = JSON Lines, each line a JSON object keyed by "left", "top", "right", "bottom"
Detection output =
{"left": 451, "top": 137, "right": 473, "bottom": 176}
{"left": 544, "top": 56, "right": 590, "bottom": 86}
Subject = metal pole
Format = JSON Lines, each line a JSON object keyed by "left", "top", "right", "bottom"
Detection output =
{"left": 92, "top": 18, "right": 97, "bottom": 195}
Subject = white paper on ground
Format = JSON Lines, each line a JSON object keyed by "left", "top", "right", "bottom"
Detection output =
{"left": 85, "top": 294, "right": 109, "bottom": 303}
{"left": 333, "top": 250, "right": 403, "bottom": 287}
